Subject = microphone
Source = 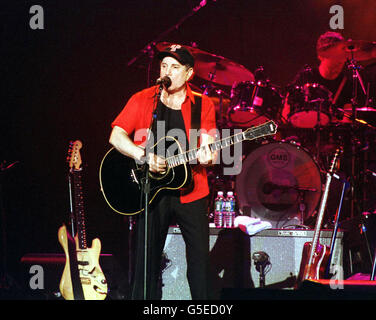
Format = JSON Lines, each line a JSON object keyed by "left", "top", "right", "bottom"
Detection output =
{"left": 263, "top": 182, "right": 316, "bottom": 194}
{"left": 252, "top": 251, "right": 270, "bottom": 265}
{"left": 156, "top": 76, "right": 171, "bottom": 89}
{"left": 262, "top": 182, "right": 290, "bottom": 194}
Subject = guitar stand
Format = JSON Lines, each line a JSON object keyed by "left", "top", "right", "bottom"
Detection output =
{"left": 324, "top": 174, "right": 348, "bottom": 279}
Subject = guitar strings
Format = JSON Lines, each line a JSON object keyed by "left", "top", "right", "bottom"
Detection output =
{"left": 164, "top": 122, "right": 274, "bottom": 167}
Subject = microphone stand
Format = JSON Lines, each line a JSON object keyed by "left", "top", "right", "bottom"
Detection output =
{"left": 141, "top": 84, "right": 162, "bottom": 300}
{"left": 126, "top": 0, "right": 210, "bottom": 85}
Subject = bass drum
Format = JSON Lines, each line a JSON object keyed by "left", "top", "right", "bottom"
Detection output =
{"left": 236, "top": 141, "right": 322, "bottom": 228}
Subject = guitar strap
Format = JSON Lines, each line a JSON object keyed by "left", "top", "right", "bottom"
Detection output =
{"left": 190, "top": 94, "right": 202, "bottom": 150}
{"left": 67, "top": 231, "right": 85, "bottom": 300}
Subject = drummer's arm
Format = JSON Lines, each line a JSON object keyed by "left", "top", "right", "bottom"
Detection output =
{"left": 281, "top": 93, "right": 290, "bottom": 124}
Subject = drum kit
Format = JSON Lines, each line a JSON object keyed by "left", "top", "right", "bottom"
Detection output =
{"left": 157, "top": 41, "right": 376, "bottom": 228}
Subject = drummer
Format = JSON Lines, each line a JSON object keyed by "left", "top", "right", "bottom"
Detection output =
{"left": 282, "top": 31, "right": 356, "bottom": 123}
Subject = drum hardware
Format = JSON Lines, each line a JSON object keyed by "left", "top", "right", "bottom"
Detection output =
{"left": 200, "top": 81, "right": 231, "bottom": 128}
{"left": 318, "top": 39, "right": 376, "bottom": 62}
{"left": 228, "top": 78, "right": 283, "bottom": 128}
{"left": 345, "top": 52, "right": 375, "bottom": 219}
{"left": 287, "top": 83, "right": 333, "bottom": 129}
{"left": 157, "top": 42, "right": 254, "bottom": 87}
{"left": 236, "top": 141, "right": 322, "bottom": 228}
{"left": 360, "top": 172, "right": 376, "bottom": 280}
{"left": 264, "top": 183, "right": 317, "bottom": 226}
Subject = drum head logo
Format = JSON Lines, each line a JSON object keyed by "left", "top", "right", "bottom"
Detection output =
{"left": 268, "top": 147, "right": 290, "bottom": 168}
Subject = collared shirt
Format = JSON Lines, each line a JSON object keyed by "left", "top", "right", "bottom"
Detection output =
{"left": 112, "top": 84, "right": 217, "bottom": 203}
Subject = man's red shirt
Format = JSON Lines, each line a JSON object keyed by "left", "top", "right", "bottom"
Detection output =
{"left": 112, "top": 84, "right": 217, "bottom": 203}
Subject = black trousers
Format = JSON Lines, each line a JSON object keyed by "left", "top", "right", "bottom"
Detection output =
{"left": 131, "top": 193, "right": 209, "bottom": 300}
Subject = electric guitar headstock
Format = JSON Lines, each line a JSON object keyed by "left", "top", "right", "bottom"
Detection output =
{"left": 329, "top": 147, "right": 343, "bottom": 174}
{"left": 67, "top": 140, "right": 83, "bottom": 171}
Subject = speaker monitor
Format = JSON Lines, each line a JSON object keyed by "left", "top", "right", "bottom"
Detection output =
{"left": 161, "top": 226, "right": 344, "bottom": 300}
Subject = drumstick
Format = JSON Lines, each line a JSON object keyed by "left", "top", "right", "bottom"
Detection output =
{"left": 332, "top": 75, "right": 347, "bottom": 106}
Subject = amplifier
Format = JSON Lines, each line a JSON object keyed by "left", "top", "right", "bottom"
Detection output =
{"left": 161, "top": 227, "right": 344, "bottom": 300}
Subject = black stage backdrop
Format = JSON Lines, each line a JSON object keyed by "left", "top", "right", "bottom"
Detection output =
{"left": 1, "top": 0, "right": 376, "bottom": 292}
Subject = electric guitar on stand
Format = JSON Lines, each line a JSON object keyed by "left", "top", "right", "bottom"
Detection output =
{"left": 99, "top": 120, "right": 278, "bottom": 215}
{"left": 296, "top": 147, "right": 342, "bottom": 287}
{"left": 58, "top": 140, "right": 108, "bottom": 300}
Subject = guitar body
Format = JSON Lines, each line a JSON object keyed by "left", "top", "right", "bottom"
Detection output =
{"left": 295, "top": 148, "right": 341, "bottom": 288}
{"left": 58, "top": 224, "right": 107, "bottom": 300}
{"left": 99, "top": 144, "right": 192, "bottom": 215}
{"left": 296, "top": 241, "right": 330, "bottom": 286}
{"left": 99, "top": 121, "right": 278, "bottom": 215}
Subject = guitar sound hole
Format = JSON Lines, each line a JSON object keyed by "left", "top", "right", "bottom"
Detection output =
{"left": 149, "top": 167, "right": 170, "bottom": 180}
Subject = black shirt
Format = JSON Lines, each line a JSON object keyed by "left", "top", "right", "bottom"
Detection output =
{"left": 150, "top": 100, "right": 188, "bottom": 158}
{"left": 291, "top": 66, "right": 353, "bottom": 108}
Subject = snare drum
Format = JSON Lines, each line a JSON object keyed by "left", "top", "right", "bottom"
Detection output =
{"left": 228, "top": 81, "right": 282, "bottom": 127}
{"left": 236, "top": 141, "right": 322, "bottom": 228}
{"left": 287, "top": 83, "right": 333, "bottom": 128}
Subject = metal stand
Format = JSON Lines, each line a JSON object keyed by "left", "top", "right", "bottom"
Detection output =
{"left": 324, "top": 175, "right": 348, "bottom": 278}
{"left": 371, "top": 243, "right": 376, "bottom": 281}
{"left": 252, "top": 251, "right": 271, "bottom": 288}
{"left": 0, "top": 161, "right": 20, "bottom": 292}
{"left": 126, "top": 0, "right": 210, "bottom": 86}
{"left": 365, "top": 170, "right": 376, "bottom": 280}
{"left": 140, "top": 84, "right": 163, "bottom": 300}
{"left": 297, "top": 190, "right": 307, "bottom": 226}
{"left": 346, "top": 55, "right": 367, "bottom": 219}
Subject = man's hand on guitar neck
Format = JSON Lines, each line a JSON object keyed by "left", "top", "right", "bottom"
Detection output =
{"left": 197, "top": 134, "right": 217, "bottom": 167}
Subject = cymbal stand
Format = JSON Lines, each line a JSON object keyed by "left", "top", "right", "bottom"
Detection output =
{"left": 347, "top": 56, "right": 367, "bottom": 219}
{"left": 201, "top": 73, "right": 228, "bottom": 128}
{"left": 364, "top": 170, "right": 376, "bottom": 280}
{"left": 314, "top": 101, "right": 322, "bottom": 164}
{"left": 126, "top": 0, "right": 211, "bottom": 84}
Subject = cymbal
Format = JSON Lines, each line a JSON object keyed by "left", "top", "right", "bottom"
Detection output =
{"left": 343, "top": 105, "right": 376, "bottom": 112}
{"left": 156, "top": 42, "right": 254, "bottom": 86}
{"left": 319, "top": 39, "right": 376, "bottom": 61}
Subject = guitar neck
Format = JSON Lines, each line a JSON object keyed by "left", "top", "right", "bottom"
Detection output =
{"left": 165, "top": 120, "right": 277, "bottom": 168}
{"left": 70, "top": 169, "right": 87, "bottom": 250}
{"left": 307, "top": 148, "right": 340, "bottom": 266}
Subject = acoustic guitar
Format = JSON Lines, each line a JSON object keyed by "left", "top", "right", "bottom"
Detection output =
{"left": 58, "top": 140, "right": 108, "bottom": 300}
{"left": 99, "top": 120, "right": 278, "bottom": 215}
{"left": 296, "top": 147, "right": 342, "bottom": 286}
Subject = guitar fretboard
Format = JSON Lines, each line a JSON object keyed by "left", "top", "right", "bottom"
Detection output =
{"left": 165, "top": 120, "right": 277, "bottom": 168}
{"left": 71, "top": 169, "right": 87, "bottom": 250}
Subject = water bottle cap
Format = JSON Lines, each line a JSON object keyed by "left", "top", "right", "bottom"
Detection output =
{"left": 227, "top": 191, "right": 233, "bottom": 196}
{"left": 217, "top": 191, "right": 223, "bottom": 196}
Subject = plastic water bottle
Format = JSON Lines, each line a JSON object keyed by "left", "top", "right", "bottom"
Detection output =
{"left": 214, "top": 191, "right": 224, "bottom": 228}
{"left": 224, "top": 191, "right": 236, "bottom": 228}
